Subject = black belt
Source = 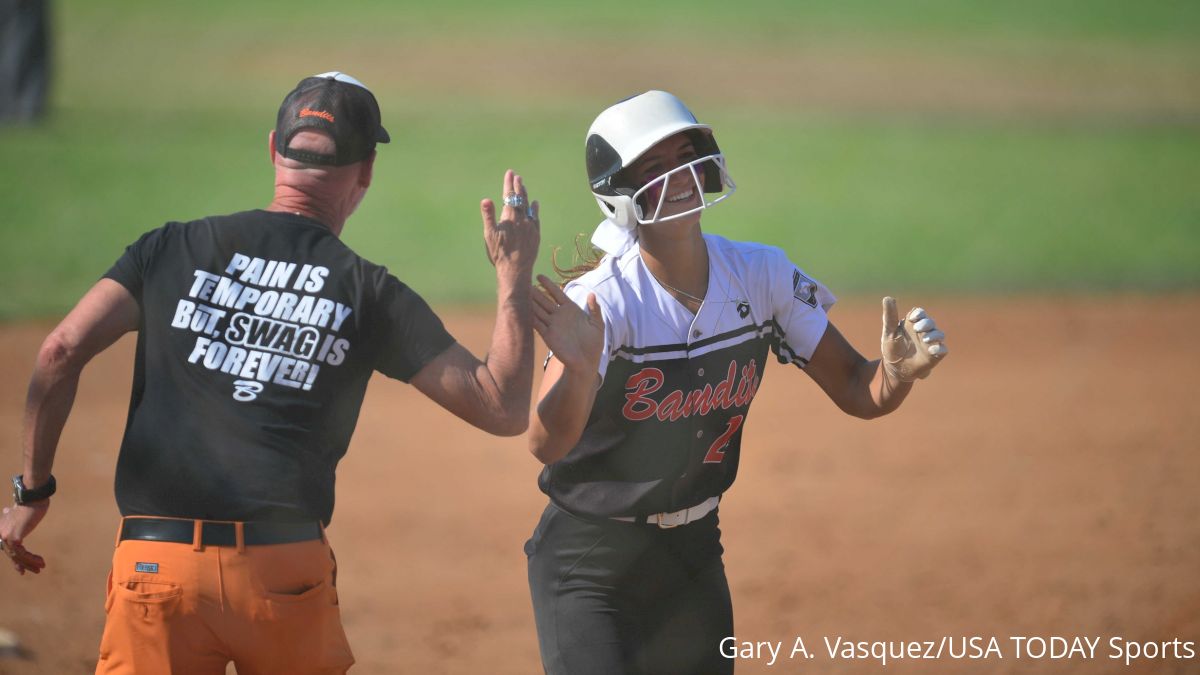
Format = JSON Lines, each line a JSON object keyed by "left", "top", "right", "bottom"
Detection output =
{"left": 119, "top": 518, "right": 322, "bottom": 547}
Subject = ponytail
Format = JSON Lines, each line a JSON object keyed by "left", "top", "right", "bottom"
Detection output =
{"left": 552, "top": 233, "right": 606, "bottom": 286}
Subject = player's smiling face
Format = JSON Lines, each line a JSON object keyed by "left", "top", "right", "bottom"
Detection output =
{"left": 631, "top": 132, "right": 705, "bottom": 225}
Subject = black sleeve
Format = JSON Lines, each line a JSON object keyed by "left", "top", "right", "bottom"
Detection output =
{"left": 102, "top": 225, "right": 171, "bottom": 300}
{"left": 370, "top": 274, "right": 456, "bottom": 382}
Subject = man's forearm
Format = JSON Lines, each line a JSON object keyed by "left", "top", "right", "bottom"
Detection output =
{"left": 484, "top": 268, "right": 535, "bottom": 421}
{"left": 18, "top": 281, "right": 139, "bottom": 485}
{"left": 22, "top": 338, "right": 84, "bottom": 488}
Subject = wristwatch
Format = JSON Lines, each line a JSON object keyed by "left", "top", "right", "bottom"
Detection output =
{"left": 11, "top": 474, "right": 56, "bottom": 505}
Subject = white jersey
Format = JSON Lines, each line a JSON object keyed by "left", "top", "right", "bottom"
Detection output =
{"left": 539, "top": 233, "right": 835, "bottom": 518}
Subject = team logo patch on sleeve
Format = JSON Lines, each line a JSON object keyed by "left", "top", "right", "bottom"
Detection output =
{"left": 792, "top": 269, "right": 818, "bottom": 308}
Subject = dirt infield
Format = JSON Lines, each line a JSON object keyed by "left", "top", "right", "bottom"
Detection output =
{"left": 0, "top": 295, "right": 1197, "bottom": 675}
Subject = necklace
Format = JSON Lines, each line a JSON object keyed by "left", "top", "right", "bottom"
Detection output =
{"left": 653, "top": 274, "right": 705, "bottom": 305}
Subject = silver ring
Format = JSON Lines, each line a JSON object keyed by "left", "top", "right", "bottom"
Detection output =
{"left": 503, "top": 193, "right": 526, "bottom": 208}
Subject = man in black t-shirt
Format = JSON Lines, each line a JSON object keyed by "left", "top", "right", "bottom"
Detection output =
{"left": 0, "top": 71, "right": 541, "bottom": 674}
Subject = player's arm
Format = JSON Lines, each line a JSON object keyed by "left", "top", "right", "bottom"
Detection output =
{"left": 1, "top": 279, "right": 140, "bottom": 574}
{"left": 805, "top": 297, "right": 946, "bottom": 419}
{"left": 410, "top": 170, "right": 539, "bottom": 437}
{"left": 805, "top": 322, "right": 911, "bottom": 419}
{"left": 527, "top": 276, "right": 605, "bottom": 465}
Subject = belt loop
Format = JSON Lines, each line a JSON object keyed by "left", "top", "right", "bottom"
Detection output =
{"left": 115, "top": 518, "right": 126, "bottom": 548}
{"left": 192, "top": 520, "right": 204, "bottom": 551}
{"left": 235, "top": 522, "right": 246, "bottom": 554}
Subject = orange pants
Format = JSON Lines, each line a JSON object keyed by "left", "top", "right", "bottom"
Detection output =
{"left": 96, "top": 517, "right": 354, "bottom": 674}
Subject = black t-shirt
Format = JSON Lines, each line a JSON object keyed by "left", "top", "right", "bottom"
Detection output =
{"left": 103, "top": 209, "right": 455, "bottom": 524}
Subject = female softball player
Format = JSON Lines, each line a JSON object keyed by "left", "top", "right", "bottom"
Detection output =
{"left": 525, "top": 90, "right": 948, "bottom": 674}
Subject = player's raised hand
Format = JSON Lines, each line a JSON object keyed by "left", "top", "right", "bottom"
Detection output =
{"left": 532, "top": 275, "right": 604, "bottom": 375}
{"left": 481, "top": 169, "right": 540, "bottom": 274}
{"left": 0, "top": 502, "right": 49, "bottom": 575}
{"left": 880, "top": 296, "right": 947, "bottom": 383}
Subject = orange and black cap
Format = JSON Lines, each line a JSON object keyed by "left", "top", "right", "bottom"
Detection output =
{"left": 274, "top": 71, "right": 390, "bottom": 166}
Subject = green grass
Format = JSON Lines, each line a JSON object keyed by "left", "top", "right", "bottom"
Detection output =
{"left": 58, "top": 0, "right": 1200, "bottom": 46}
{"left": 1, "top": 0, "right": 1198, "bottom": 317}
{"left": 724, "top": 113, "right": 1200, "bottom": 294}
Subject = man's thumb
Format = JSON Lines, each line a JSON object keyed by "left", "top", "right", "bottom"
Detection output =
{"left": 881, "top": 296, "right": 901, "bottom": 339}
{"left": 586, "top": 293, "right": 602, "bottom": 321}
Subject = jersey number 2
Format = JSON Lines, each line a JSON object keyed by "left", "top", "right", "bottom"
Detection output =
{"left": 703, "top": 415, "right": 744, "bottom": 464}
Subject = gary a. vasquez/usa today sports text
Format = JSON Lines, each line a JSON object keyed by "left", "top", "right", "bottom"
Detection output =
{"left": 721, "top": 634, "right": 1197, "bottom": 668}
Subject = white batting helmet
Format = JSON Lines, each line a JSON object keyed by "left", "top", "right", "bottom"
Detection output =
{"left": 585, "top": 90, "right": 736, "bottom": 229}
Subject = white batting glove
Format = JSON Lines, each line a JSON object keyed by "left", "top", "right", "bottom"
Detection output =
{"left": 880, "top": 296, "right": 947, "bottom": 383}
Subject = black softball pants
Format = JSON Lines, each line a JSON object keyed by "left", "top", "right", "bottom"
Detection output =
{"left": 526, "top": 502, "right": 734, "bottom": 675}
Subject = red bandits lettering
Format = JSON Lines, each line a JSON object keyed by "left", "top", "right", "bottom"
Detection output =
{"left": 622, "top": 360, "right": 761, "bottom": 422}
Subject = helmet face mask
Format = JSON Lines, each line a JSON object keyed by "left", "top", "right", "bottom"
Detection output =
{"left": 586, "top": 91, "right": 736, "bottom": 229}
{"left": 630, "top": 154, "right": 735, "bottom": 225}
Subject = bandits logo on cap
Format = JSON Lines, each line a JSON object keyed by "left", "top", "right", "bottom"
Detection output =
{"left": 299, "top": 108, "right": 335, "bottom": 123}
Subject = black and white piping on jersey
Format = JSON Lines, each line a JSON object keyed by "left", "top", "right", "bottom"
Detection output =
{"left": 610, "top": 319, "right": 809, "bottom": 366}
{"left": 768, "top": 318, "right": 808, "bottom": 367}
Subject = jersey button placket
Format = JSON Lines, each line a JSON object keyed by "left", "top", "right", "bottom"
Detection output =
{"left": 683, "top": 340, "right": 703, "bottom": 510}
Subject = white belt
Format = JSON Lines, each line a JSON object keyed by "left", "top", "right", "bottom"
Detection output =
{"left": 611, "top": 496, "right": 720, "bottom": 529}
